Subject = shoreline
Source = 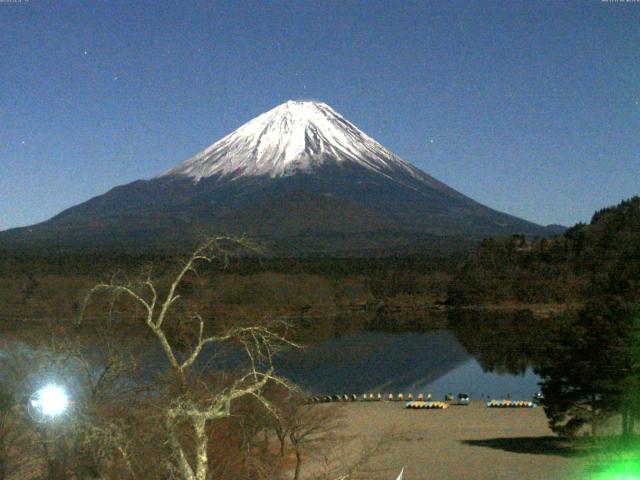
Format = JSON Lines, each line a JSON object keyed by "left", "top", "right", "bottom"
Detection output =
{"left": 326, "top": 400, "right": 589, "bottom": 480}
{"left": 0, "top": 302, "right": 579, "bottom": 325}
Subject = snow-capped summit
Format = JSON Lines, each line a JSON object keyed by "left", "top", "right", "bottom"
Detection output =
{"left": 160, "top": 100, "right": 422, "bottom": 181}
{"left": 0, "top": 100, "right": 559, "bottom": 252}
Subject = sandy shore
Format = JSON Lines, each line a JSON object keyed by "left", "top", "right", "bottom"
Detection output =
{"left": 333, "top": 401, "right": 589, "bottom": 480}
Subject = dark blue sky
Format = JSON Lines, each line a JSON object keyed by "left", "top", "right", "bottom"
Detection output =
{"left": 1, "top": 0, "right": 638, "bottom": 230}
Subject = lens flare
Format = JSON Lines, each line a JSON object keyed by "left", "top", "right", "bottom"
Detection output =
{"left": 591, "top": 458, "right": 640, "bottom": 479}
{"left": 30, "top": 384, "right": 69, "bottom": 418}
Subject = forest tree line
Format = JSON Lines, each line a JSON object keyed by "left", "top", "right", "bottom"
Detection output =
{"left": 1, "top": 197, "right": 639, "bottom": 322}
{"left": 448, "top": 196, "right": 640, "bottom": 306}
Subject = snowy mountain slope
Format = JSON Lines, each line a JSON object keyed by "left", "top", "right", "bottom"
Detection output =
{"left": 160, "top": 100, "right": 426, "bottom": 183}
{"left": 0, "top": 100, "right": 560, "bottom": 252}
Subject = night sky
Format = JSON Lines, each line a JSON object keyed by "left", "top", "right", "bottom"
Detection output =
{"left": 1, "top": 0, "right": 638, "bottom": 230}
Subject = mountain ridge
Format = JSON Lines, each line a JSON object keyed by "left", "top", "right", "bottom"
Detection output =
{"left": 0, "top": 100, "right": 563, "bottom": 253}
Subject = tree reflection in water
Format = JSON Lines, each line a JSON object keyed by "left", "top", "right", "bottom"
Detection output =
{"left": 449, "top": 309, "right": 571, "bottom": 376}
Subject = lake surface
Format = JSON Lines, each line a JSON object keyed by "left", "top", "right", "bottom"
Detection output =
{"left": 276, "top": 329, "right": 541, "bottom": 399}
{"left": 0, "top": 310, "right": 550, "bottom": 401}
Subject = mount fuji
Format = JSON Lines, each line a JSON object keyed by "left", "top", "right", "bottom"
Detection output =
{"left": 0, "top": 100, "right": 561, "bottom": 253}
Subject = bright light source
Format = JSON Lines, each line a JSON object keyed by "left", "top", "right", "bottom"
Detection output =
{"left": 30, "top": 384, "right": 69, "bottom": 418}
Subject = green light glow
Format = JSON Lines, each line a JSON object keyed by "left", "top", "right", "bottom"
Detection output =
{"left": 592, "top": 459, "right": 640, "bottom": 480}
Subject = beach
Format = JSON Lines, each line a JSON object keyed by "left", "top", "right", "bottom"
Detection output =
{"left": 330, "top": 401, "right": 590, "bottom": 480}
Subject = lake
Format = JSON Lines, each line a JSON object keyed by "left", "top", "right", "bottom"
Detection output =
{"left": 276, "top": 329, "right": 541, "bottom": 400}
{"left": 0, "top": 310, "right": 551, "bottom": 401}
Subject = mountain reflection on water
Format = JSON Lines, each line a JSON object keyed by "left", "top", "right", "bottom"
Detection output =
{"left": 275, "top": 310, "right": 553, "bottom": 399}
{"left": 0, "top": 310, "right": 558, "bottom": 400}
{"left": 276, "top": 330, "right": 469, "bottom": 395}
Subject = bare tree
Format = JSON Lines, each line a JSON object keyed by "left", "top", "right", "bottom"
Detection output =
{"left": 0, "top": 335, "right": 72, "bottom": 480}
{"left": 0, "top": 321, "right": 148, "bottom": 480}
{"left": 0, "top": 369, "right": 23, "bottom": 480}
{"left": 80, "top": 237, "right": 299, "bottom": 480}
{"left": 310, "top": 427, "right": 403, "bottom": 480}
{"left": 288, "top": 403, "right": 345, "bottom": 480}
